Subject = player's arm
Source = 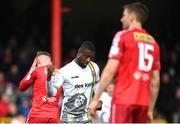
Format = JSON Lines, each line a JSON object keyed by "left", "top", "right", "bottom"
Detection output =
{"left": 92, "top": 63, "right": 100, "bottom": 94}
{"left": 92, "top": 64, "right": 102, "bottom": 110}
{"left": 19, "top": 68, "right": 36, "bottom": 91}
{"left": 148, "top": 69, "right": 160, "bottom": 121}
{"left": 93, "top": 82, "right": 102, "bottom": 110}
{"left": 88, "top": 59, "right": 119, "bottom": 115}
{"left": 19, "top": 57, "right": 37, "bottom": 91}
{"left": 47, "top": 70, "right": 63, "bottom": 97}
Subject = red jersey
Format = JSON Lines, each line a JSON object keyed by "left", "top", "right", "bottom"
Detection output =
{"left": 19, "top": 65, "right": 62, "bottom": 119}
{"left": 109, "top": 28, "right": 161, "bottom": 106}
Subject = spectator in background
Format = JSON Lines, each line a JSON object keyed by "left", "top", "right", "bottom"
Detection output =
{"left": 17, "top": 50, "right": 31, "bottom": 77}
{"left": 6, "top": 64, "right": 21, "bottom": 85}
{"left": 0, "top": 43, "right": 4, "bottom": 63}
{"left": 0, "top": 93, "right": 10, "bottom": 117}
{"left": 18, "top": 98, "right": 30, "bottom": 117}
{"left": 173, "top": 87, "right": 180, "bottom": 122}
{"left": 172, "top": 75, "right": 180, "bottom": 123}
{"left": 0, "top": 71, "right": 7, "bottom": 93}
{"left": 7, "top": 102, "right": 18, "bottom": 117}
{"left": 1, "top": 48, "right": 13, "bottom": 74}
{"left": 10, "top": 114, "right": 26, "bottom": 124}
{"left": 19, "top": 51, "right": 62, "bottom": 123}
{"left": 156, "top": 72, "right": 175, "bottom": 122}
{"left": 88, "top": 2, "right": 161, "bottom": 123}
{"left": 0, "top": 71, "right": 17, "bottom": 102}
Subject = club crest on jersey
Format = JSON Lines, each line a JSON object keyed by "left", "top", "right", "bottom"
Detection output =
{"left": 133, "top": 71, "right": 141, "bottom": 80}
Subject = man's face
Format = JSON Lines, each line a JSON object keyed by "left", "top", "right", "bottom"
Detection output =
{"left": 76, "top": 49, "right": 95, "bottom": 68}
{"left": 120, "top": 9, "right": 133, "bottom": 29}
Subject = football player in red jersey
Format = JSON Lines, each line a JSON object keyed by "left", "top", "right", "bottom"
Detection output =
{"left": 19, "top": 51, "right": 62, "bottom": 123}
{"left": 88, "top": 2, "right": 160, "bottom": 123}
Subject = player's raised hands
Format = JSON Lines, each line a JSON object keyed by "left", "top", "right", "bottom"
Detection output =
{"left": 30, "top": 57, "right": 38, "bottom": 69}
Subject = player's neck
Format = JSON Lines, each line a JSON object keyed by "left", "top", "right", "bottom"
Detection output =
{"left": 129, "top": 22, "right": 142, "bottom": 30}
{"left": 74, "top": 58, "right": 86, "bottom": 68}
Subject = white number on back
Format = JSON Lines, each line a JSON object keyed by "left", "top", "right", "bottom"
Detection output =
{"left": 138, "top": 43, "right": 154, "bottom": 71}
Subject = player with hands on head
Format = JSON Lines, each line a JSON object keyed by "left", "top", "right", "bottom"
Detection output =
{"left": 19, "top": 51, "right": 62, "bottom": 123}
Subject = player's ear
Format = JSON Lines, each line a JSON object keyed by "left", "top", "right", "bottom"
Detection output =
{"left": 131, "top": 12, "right": 137, "bottom": 22}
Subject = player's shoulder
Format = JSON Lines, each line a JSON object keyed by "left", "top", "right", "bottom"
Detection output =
{"left": 89, "top": 61, "right": 100, "bottom": 71}
{"left": 114, "top": 30, "right": 129, "bottom": 37}
{"left": 113, "top": 29, "right": 133, "bottom": 42}
{"left": 90, "top": 61, "right": 98, "bottom": 67}
{"left": 59, "top": 60, "right": 74, "bottom": 73}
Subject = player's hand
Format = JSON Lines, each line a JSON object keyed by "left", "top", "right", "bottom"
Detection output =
{"left": 147, "top": 111, "right": 153, "bottom": 123}
{"left": 30, "top": 57, "right": 38, "bottom": 69}
{"left": 96, "top": 100, "right": 103, "bottom": 110}
{"left": 88, "top": 100, "right": 99, "bottom": 116}
{"left": 47, "top": 65, "right": 55, "bottom": 81}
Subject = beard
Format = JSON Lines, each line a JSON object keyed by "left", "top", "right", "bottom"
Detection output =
{"left": 75, "top": 58, "right": 87, "bottom": 68}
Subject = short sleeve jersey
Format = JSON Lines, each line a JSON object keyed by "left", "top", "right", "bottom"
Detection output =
{"left": 50, "top": 60, "right": 100, "bottom": 123}
{"left": 108, "top": 28, "right": 161, "bottom": 106}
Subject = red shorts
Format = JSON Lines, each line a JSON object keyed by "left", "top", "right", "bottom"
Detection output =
{"left": 26, "top": 116, "right": 59, "bottom": 123}
{"left": 110, "top": 103, "right": 148, "bottom": 123}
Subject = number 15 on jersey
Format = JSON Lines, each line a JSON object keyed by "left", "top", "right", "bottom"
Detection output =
{"left": 138, "top": 42, "right": 154, "bottom": 72}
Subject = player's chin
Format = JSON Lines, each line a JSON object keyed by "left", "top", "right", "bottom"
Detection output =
{"left": 83, "top": 62, "right": 88, "bottom": 67}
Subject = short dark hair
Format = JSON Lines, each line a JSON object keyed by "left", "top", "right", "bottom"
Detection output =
{"left": 79, "top": 41, "right": 96, "bottom": 53}
{"left": 36, "top": 51, "right": 51, "bottom": 58}
{"left": 123, "top": 2, "right": 149, "bottom": 24}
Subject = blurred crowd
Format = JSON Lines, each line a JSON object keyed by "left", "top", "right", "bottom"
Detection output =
{"left": 0, "top": 29, "right": 180, "bottom": 123}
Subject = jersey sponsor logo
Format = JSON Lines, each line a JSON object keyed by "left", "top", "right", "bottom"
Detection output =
{"left": 134, "top": 32, "right": 155, "bottom": 42}
{"left": 74, "top": 82, "right": 94, "bottom": 89}
{"left": 41, "top": 96, "right": 57, "bottom": 102}
{"left": 133, "top": 71, "right": 150, "bottom": 81}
